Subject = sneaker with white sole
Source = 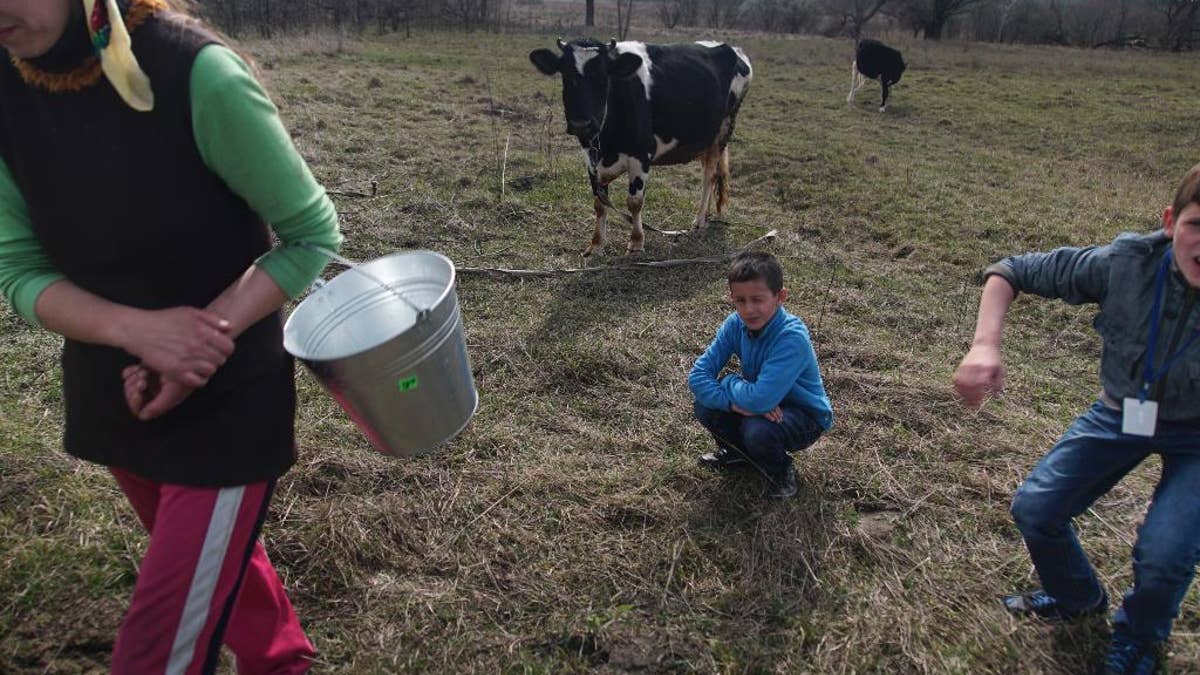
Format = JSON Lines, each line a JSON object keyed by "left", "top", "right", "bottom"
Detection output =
{"left": 1002, "top": 588, "right": 1108, "bottom": 622}
{"left": 697, "top": 447, "right": 748, "bottom": 470}
{"left": 769, "top": 463, "right": 798, "bottom": 499}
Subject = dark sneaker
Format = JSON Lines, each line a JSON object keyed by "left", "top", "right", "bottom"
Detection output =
{"left": 1002, "top": 588, "right": 1108, "bottom": 621}
{"left": 769, "top": 463, "right": 798, "bottom": 499}
{"left": 697, "top": 447, "right": 747, "bottom": 470}
{"left": 1103, "top": 634, "right": 1164, "bottom": 675}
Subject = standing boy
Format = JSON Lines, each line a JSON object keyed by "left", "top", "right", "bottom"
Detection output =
{"left": 954, "top": 163, "right": 1200, "bottom": 674}
{"left": 689, "top": 251, "right": 833, "bottom": 498}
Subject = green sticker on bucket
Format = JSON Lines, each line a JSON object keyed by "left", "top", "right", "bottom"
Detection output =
{"left": 397, "top": 375, "right": 419, "bottom": 392}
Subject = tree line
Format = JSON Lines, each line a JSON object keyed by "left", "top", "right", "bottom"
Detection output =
{"left": 191, "top": 0, "right": 1199, "bottom": 50}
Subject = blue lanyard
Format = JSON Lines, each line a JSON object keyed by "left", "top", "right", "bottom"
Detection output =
{"left": 1141, "top": 246, "right": 1200, "bottom": 400}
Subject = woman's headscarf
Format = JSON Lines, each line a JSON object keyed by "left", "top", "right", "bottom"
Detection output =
{"left": 83, "top": 0, "right": 153, "bottom": 110}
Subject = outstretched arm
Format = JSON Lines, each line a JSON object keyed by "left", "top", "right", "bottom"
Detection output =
{"left": 953, "top": 275, "right": 1015, "bottom": 408}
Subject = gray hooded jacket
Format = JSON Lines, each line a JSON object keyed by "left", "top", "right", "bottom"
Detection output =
{"left": 987, "top": 231, "right": 1200, "bottom": 423}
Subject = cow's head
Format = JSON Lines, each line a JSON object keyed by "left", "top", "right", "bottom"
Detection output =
{"left": 530, "top": 38, "right": 644, "bottom": 141}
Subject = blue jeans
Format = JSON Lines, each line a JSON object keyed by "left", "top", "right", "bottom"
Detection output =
{"left": 1010, "top": 401, "right": 1200, "bottom": 643}
{"left": 693, "top": 401, "right": 824, "bottom": 477}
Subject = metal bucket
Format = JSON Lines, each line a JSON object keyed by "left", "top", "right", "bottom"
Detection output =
{"left": 282, "top": 251, "right": 477, "bottom": 457}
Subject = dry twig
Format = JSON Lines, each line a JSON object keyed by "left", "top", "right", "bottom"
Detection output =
{"left": 457, "top": 229, "right": 777, "bottom": 278}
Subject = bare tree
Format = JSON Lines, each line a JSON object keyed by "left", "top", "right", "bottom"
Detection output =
{"left": 1043, "top": 0, "right": 1068, "bottom": 43}
{"left": 1152, "top": 0, "right": 1200, "bottom": 50}
{"left": 742, "top": 0, "right": 785, "bottom": 29}
{"left": 822, "top": 0, "right": 893, "bottom": 37}
{"left": 782, "top": 0, "right": 819, "bottom": 30}
{"left": 703, "top": 0, "right": 741, "bottom": 27}
{"left": 616, "top": 0, "right": 635, "bottom": 37}
{"left": 1114, "top": 0, "right": 1131, "bottom": 41}
{"left": 994, "top": 0, "right": 1022, "bottom": 40}
{"left": 894, "top": 0, "right": 993, "bottom": 38}
{"left": 658, "top": 0, "right": 701, "bottom": 27}
{"left": 376, "top": 0, "right": 412, "bottom": 35}
{"left": 206, "top": 0, "right": 242, "bottom": 35}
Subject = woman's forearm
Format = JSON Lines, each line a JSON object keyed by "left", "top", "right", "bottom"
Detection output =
{"left": 34, "top": 279, "right": 145, "bottom": 348}
{"left": 34, "top": 280, "right": 236, "bottom": 387}
{"left": 206, "top": 264, "right": 289, "bottom": 338}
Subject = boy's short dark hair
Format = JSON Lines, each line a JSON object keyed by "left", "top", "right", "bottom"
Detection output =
{"left": 1173, "top": 162, "right": 1200, "bottom": 218}
{"left": 727, "top": 251, "right": 784, "bottom": 294}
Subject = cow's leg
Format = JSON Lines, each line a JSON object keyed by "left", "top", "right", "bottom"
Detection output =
{"left": 693, "top": 146, "right": 720, "bottom": 229}
{"left": 584, "top": 179, "right": 610, "bottom": 257}
{"left": 626, "top": 159, "right": 649, "bottom": 254}
{"left": 714, "top": 145, "right": 730, "bottom": 215}
{"left": 879, "top": 79, "right": 890, "bottom": 113}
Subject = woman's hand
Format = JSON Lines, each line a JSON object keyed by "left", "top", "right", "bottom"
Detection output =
{"left": 34, "top": 282, "right": 234, "bottom": 387}
{"left": 122, "top": 364, "right": 197, "bottom": 421}
{"left": 118, "top": 307, "right": 235, "bottom": 387}
{"left": 953, "top": 345, "right": 1005, "bottom": 409}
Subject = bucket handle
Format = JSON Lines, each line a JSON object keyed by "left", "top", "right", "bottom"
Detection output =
{"left": 300, "top": 242, "right": 431, "bottom": 321}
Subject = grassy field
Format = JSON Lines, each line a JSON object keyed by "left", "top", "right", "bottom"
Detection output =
{"left": 4, "top": 25, "right": 1200, "bottom": 674}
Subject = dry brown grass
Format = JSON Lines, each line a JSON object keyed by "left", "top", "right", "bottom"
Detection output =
{"left": 3, "top": 26, "right": 1200, "bottom": 674}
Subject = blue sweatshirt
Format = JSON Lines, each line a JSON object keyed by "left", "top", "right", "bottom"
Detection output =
{"left": 689, "top": 307, "right": 834, "bottom": 429}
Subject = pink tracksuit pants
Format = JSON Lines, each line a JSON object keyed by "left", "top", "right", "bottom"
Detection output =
{"left": 108, "top": 468, "right": 315, "bottom": 675}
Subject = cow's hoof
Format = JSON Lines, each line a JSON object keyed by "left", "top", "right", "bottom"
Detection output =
{"left": 692, "top": 219, "right": 708, "bottom": 229}
{"left": 625, "top": 243, "right": 645, "bottom": 255}
{"left": 581, "top": 244, "right": 603, "bottom": 257}
{"left": 879, "top": 106, "right": 887, "bottom": 113}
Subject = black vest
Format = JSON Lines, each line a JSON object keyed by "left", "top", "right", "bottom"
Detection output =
{"left": 0, "top": 11, "right": 296, "bottom": 486}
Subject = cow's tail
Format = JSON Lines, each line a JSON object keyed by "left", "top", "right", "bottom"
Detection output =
{"left": 715, "top": 146, "right": 730, "bottom": 214}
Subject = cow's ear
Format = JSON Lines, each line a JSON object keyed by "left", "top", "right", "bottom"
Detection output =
{"left": 609, "top": 52, "right": 642, "bottom": 79}
{"left": 530, "top": 49, "right": 560, "bottom": 76}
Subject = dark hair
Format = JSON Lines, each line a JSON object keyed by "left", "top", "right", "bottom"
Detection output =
{"left": 727, "top": 251, "right": 784, "bottom": 294}
{"left": 1172, "top": 162, "right": 1200, "bottom": 219}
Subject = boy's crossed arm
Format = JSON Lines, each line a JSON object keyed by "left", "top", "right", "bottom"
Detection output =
{"left": 723, "top": 334, "right": 807, "bottom": 419}
{"left": 688, "top": 317, "right": 795, "bottom": 423}
{"left": 689, "top": 316, "right": 738, "bottom": 411}
{"left": 732, "top": 401, "right": 784, "bottom": 422}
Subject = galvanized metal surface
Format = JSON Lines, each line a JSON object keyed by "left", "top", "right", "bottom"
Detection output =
{"left": 283, "top": 251, "right": 477, "bottom": 457}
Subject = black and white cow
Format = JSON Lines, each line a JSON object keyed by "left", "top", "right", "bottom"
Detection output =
{"left": 530, "top": 39, "right": 753, "bottom": 256}
{"left": 847, "top": 39, "right": 906, "bottom": 112}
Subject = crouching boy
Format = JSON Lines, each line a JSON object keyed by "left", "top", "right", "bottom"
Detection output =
{"left": 953, "top": 163, "right": 1200, "bottom": 674}
{"left": 688, "top": 252, "right": 833, "bottom": 498}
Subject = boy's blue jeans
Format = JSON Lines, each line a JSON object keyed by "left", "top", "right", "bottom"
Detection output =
{"left": 1010, "top": 401, "right": 1200, "bottom": 644}
{"left": 693, "top": 401, "right": 824, "bottom": 477}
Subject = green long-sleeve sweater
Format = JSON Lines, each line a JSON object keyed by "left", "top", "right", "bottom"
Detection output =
{"left": 0, "top": 44, "right": 342, "bottom": 326}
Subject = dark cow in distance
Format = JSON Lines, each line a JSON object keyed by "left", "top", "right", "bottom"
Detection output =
{"left": 530, "top": 38, "right": 753, "bottom": 256}
{"left": 847, "top": 39, "right": 906, "bottom": 112}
